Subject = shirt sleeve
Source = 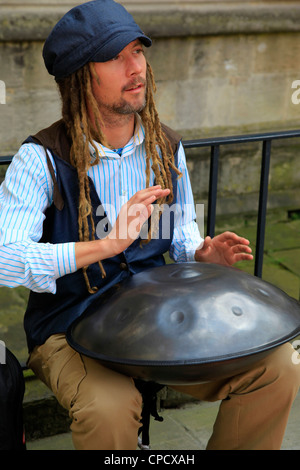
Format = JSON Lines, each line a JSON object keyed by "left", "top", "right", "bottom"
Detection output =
{"left": 169, "top": 142, "right": 204, "bottom": 262}
{"left": 0, "top": 143, "right": 76, "bottom": 293}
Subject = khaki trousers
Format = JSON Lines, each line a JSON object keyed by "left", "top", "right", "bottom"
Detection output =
{"left": 28, "top": 334, "right": 300, "bottom": 450}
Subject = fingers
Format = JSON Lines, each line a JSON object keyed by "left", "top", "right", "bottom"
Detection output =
{"left": 129, "top": 185, "right": 170, "bottom": 206}
{"left": 232, "top": 244, "right": 253, "bottom": 254}
{"left": 229, "top": 241, "right": 253, "bottom": 263}
{"left": 233, "top": 252, "right": 254, "bottom": 262}
{"left": 216, "top": 231, "right": 251, "bottom": 246}
{"left": 200, "top": 236, "right": 212, "bottom": 252}
{"left": 221, "top": 234, "right": 253, "bottom": 262}
{"left": 108, "top": 186, "right": 170, "bottom": 253}
{"left": 127, "top": 185, "right": 170, "bottom": 225}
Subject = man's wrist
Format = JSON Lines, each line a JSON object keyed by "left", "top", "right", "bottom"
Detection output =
{"left": 74, "top": 237, "right": 120, "bottom": 270}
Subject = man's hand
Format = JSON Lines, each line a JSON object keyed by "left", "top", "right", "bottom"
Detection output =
{"left": 194, "top": 231, "right": 253, "bottom": 266}
{"left": 75, "top": 185, "right": 170, "bottom": 269}
{"left": 107, "top": 185, "right": 170, "bottom": 255}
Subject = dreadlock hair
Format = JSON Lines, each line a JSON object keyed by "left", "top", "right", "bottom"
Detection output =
{"left": 56, "top": 60, "right": 181, "bottom": 294}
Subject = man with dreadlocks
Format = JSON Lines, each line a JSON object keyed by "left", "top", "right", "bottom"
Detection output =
{"left": 0, "top": 0, "right": 299, "bottom": 451}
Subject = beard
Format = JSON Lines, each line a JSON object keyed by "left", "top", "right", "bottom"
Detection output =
{"left": 97, "top": 77, "right": 147, "bottom": 118}
{"left": 110, "top": 97, "right": 146, "bottom": 115}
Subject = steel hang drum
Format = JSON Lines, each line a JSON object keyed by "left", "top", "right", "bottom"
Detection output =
{"left": 67, "top": 262, "right": 300, "bottom": 385}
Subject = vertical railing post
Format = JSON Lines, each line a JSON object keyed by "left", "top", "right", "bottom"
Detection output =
{"left": 255, "top": 140, "right": 272, "bottom": 278}
{"left": 206, "top": 145, "right": 219, "bottom": 238}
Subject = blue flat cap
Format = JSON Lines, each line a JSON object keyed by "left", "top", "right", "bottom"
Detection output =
{"left": 43, "top": 0, "right": 152, "bottom": 80}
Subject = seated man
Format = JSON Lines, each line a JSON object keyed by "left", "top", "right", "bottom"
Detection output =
{"left": 0, "top": 0, "right": 299, "bottom": 450}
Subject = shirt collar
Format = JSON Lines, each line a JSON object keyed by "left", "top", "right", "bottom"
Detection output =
{"left": 89, "top": 115, "right": 145, "bottom": 161}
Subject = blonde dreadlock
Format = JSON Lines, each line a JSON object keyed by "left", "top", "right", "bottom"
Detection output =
{"left": 57, "top": 60, "right": 181, "bottom": 294}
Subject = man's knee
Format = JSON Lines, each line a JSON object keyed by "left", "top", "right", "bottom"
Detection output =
{"left": 70, "top": 381, "right": 142, "bottom": 449}
{"left": 248, "top": 342, "right": 300, "bottom": 399}
{"left": 273, "top": 342, "right": 300, "bottom": 389}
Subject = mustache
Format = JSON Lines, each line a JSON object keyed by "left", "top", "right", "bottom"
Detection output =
{"left": 122, "top": 77, "right": 146, "bottom": 92}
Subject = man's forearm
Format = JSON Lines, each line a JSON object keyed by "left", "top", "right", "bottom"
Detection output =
{"left": 74, "top": 237, "right": 119, "bottom": 269}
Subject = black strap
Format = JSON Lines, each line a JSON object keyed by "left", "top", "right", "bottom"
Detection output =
{"left": 31, "top": 136, "right": 65, "bottom": 211}
{"left": 134, "top": 380, "right": 165, "bottom": 448}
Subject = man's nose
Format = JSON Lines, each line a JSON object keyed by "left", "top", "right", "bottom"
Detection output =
{"left": 126, "top": 56, "right": 143, "bottom": 76}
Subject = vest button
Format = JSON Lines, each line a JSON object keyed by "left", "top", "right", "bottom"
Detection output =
{"left": 120, "top": 262, "right": 128, "bottom": 271}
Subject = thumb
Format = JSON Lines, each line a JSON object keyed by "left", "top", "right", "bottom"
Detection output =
{"left": 202, "top": 236, "right": 212, "bottom": 250}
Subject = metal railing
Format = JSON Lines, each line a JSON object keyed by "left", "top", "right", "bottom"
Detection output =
{"left": 183, "top": 129, "right": 300, "bottom": 278}
{"left": 1, "top": 128, "right": 300, "bottom": 280}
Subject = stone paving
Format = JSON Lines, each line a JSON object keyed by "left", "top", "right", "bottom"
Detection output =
{"left": 27, "top": 392, "right": 300, "bottom": 450}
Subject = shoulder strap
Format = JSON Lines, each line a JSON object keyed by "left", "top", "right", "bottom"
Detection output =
{"left": 31, "top": 119, "right": 72, "bottom": 163}
{"left": 30, "top": 136, "right": 65, "bottom": 211}
{"left": 30, "top": 120, "right": 72, "bottom": 211}
{"left": 161, "top": 122, "right": 182, "bottom": 156}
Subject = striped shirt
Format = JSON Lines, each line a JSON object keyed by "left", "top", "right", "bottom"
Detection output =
{"left": 0, "top": 119, "right": 202, "bottom": 294}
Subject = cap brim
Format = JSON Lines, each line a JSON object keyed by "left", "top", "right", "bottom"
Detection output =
{"left": 91, "top": 32, "right": 152, "bottom": 63}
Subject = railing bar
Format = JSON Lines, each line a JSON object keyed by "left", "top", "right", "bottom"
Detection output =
{"left": 183, "top": 129, "right": 300, "bottom": 149}
{"left": 206, "top": 145, "right": 219, "bottom": 238}
{"left": 1, "top": 130, "right": 300, "bottom": 164}
{"left": 0, "top": 156, "right": 13, "bottom": 164}
{"left": 254, "top": 140, "right": 272, "bottom": 278}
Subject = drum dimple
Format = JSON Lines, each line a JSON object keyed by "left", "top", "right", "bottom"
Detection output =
{"left": 257, "top": 288, "right": 270, "bottom": 297}
{"left": 170, "top": 310, "right": 185, "bottom": 324}
{"left": 169, "top": 268, "right": 202, "bottom": 280}
{"left": 232, "top": 306, "right": 243, "bottom": 316}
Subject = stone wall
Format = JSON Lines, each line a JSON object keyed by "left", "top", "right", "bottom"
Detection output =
{"left": 1, "top": 0, "right": 300, "bottom": 217}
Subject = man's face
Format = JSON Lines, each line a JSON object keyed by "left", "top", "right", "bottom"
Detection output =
{"left": 91, "top": 40, "right": 147, "bottom": 118}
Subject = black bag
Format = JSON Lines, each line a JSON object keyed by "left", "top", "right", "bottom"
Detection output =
{"left": 0, "top": 347, "right": 26, "bottom": 450}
